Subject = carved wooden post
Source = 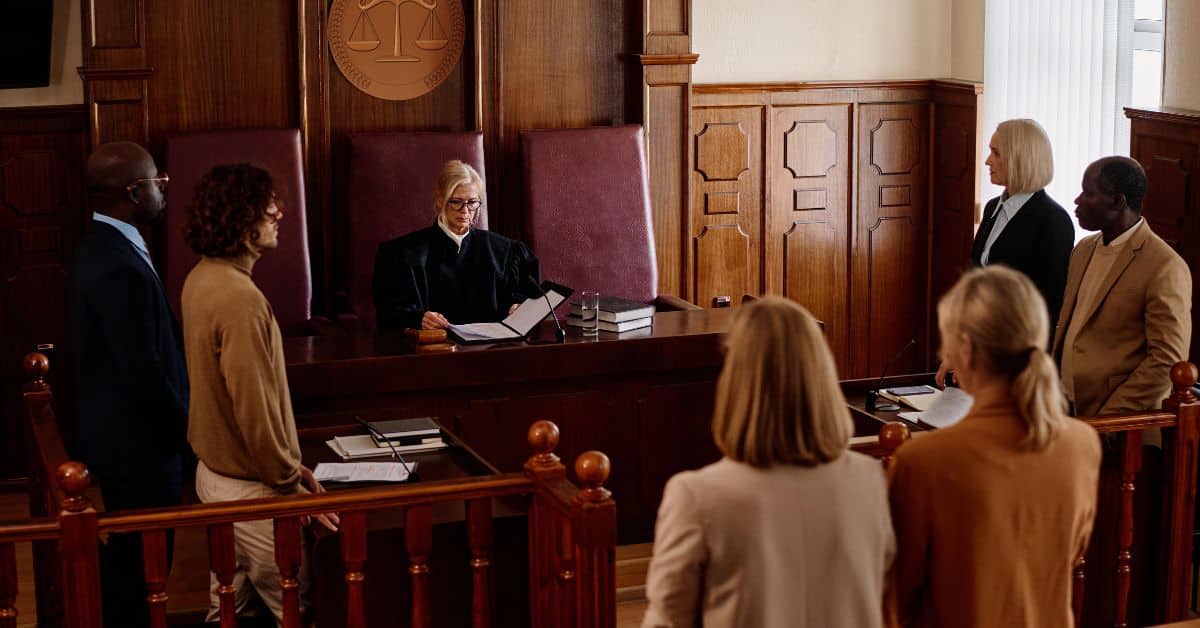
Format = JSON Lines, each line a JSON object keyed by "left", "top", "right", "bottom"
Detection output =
{"left": 141, "top": 530, "right": 170, "bottom": 628}
{"left": 21, "top": 352, "right": 62, "bottom": 628}
{"left": 1157, "top": 361, "right": 1200, "bottom": 621}
{"left": 406, "top": 505, "right": 434, "bottom": 628}
{"left": 56, "top": 462, "right": 102, "bottom": 628}
{"left": 340, "top": 510, "right": 367, "bottom": 628}
{"left": 273, "top": 517, "right": 304, "bottom": 628}
{"left": 525, "top": 421, "right": 565, "bottom": 628}
{"left": 0, "top": 541, "right": 16, "bottom": 628}
{"left": 571, "top": 451, "right": 615, "bottom": 628}
{"left": 1114, "top": 430, "right": 1143, "bottom": 628}
{"left": 878, "top": 421, "right": 911, "bottom": 469}
{"left": 207, "top": 523, "right": 238, "bottom": 628}
{"left": 466, "top": 498, "right": 494, "bottom": 628}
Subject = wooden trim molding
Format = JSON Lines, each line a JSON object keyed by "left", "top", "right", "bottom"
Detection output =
{"left": 1126, "top": 106, "right": 1200, "bottom": 126}
{"left": 75, "top": 67, "right": 153, "bottom": 81}
{"left": 694, "top": 79, "right": 934, "bottom": 94}
{"left": 638, "top": 54, "right": 699, "bottom": 66}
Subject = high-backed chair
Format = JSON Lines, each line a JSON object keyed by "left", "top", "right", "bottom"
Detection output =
{"left": 165, "top": 129, "right": 318, "bottom": 336}
{"left": 519, "top": 124, "right": 697, "bottom": 312}
{"left": 345, "top": 131, "right": 487, "bottom": 329}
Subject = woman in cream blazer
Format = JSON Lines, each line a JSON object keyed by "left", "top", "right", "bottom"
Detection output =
{"left": 641, "top": 297, "right": 894, "bottom": 628}
{"left": 890, "top": 267, "right": 1101, "bottom": 628}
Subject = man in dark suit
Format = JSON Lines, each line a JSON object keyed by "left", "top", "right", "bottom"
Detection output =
{"left": 67, "top": 141, "right": 188, "bottom": 628}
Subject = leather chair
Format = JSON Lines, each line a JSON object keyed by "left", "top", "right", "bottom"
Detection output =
{"left": 344, "top": 131, "right": 487, "bottom": 329}
{"left": 165, "top": 129, "right": 324, "bottom": 336}
{"left": 519, "top": 124, "right": 697, "bottom": 312}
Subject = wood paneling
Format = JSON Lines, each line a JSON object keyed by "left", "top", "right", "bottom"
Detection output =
{"left": 693, "top": 82, "right": 972, "bottom": 377}
{"left": 0, "top": 106, "right": 88, "bottom": 479}
{"left": 690, "top": 106, "right": 762, "bottom": 306}
{"left": 1127, "top": 106, "right": 1200, "bottom": 364}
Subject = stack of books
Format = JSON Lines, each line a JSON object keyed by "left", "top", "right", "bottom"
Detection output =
{"left": 566, "top": 296, "right": 655, "bottom": 333}
{"left": 326, "top": 417, "right": 447, "bottom": 461}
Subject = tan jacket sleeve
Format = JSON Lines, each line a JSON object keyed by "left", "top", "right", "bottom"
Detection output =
{"left": 642, "top": 474, "right": 706, "bottom": 628}
{"left": 218, "top": 305, "right": 301, "bottom": 492}
{"left": 1099, "top": 256, "right": 1192, "bottom": 413}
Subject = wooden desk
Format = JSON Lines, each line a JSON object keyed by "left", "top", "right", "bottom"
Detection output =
{"left": 285, "top": 309, "right": 908, "bottom": 543}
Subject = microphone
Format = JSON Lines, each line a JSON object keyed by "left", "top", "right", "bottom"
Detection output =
{"left": 353, "top": 416, "right": 415, "bottom": 478}
{"left": 866, "top": 338, "right": 917, "bottom": 412}
{"left": 524, "top": 276, "right": 566, "bottom": 344}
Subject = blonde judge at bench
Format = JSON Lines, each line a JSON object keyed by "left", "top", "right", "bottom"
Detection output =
{"left": 889, "top": 267, "right": 1101, "bottom": 628}
{"left": 641, "top": 297, "right": 894, "bottom": 627}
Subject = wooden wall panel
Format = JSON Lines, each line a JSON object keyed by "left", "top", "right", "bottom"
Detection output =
{"left": 1127, "top": 107, "right": 1200, "bottom": 364}
{"left": 690, "top": 107, "right": 762, "bottom": 306}
{"left": 852, "top": 102, "right": 928, "bottom": 377}
{"left": 768, "top": 105, "right": 850, "bottom": 368}
{"left": 0, "top": 106, "right": 88, "bottom": 479}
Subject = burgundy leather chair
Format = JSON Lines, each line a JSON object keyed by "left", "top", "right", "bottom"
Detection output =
{"left": 519, "top": 124, "right": 696, "bottom": 312}
{"left": 345, "top": 131, "right": 487, "bottom": 329}
{"left": 165, "top": 129, "right": 321, "bottom": 336}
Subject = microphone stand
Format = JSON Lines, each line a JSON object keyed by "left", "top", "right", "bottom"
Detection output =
{"left": 353, "top": 416, "right": 416, "bottom": 479}
{"left": 525, "top": 277, "right": 566, "bottom": 344}
{"left": 866, "top": 338, "right": 917, "bottom": 412}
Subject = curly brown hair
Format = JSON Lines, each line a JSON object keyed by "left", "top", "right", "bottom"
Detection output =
{"left": 183, "top": 163, "right": 283, "bottom": 257}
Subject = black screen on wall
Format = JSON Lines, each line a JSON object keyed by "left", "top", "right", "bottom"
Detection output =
{"left": 0, "top": 1, "right": 54, "bottom": 89}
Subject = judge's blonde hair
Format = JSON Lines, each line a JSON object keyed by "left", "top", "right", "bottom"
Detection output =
{"left": 712, "top": 297, "right": 852, "bottom": 467}
{"left": 994, "top": 118, "right": 1054, "bottom": 194}
{"left": 937, "top": 266, "right": 1067, "bottom": 450}
{"left": 434, "top": 160, "right": 485, "bottom": 216}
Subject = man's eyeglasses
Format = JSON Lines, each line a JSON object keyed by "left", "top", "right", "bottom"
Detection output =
{"left": 126, "top": 174, "right": 169, "bottom": 194}
{"left": 445, "top": 198, "right": 482, "bottom": 213}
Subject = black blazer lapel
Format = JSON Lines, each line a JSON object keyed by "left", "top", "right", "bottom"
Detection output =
{"left": 971, "top": 197, "right": 1001, "bottom": 265}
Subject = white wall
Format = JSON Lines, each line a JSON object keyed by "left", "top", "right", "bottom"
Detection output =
{"left": 0, "top": 0, "right": 83, "bottom": 107}
{"left": 693, "top": 0, "right": 953, "bottom": 83}
{"left": 951, "top": 0, "right": 985, "bottom": 81}
{"left": 1163, "top": 0, "right": 1200, "bottom": 110}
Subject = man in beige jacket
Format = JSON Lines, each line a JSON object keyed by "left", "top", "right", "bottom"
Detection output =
{"left": 1054, "top": 156, "right": 1191, "bottom": 417}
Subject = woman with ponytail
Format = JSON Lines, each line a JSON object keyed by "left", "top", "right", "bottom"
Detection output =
{"left": 888, "top": 266, "right": 1101, "bottom": 628}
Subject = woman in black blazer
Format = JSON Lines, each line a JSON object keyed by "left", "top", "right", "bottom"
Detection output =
{"left": 939, "top": 119, "right": 1073, "bottom": 385}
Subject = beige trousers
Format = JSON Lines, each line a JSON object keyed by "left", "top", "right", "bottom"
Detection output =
{"left": 195, "top": 461, "right": 310, "bottom": 624}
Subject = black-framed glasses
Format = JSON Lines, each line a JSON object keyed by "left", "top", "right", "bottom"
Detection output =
{"left": 126, "top": 174, "right": 169, "bottom": 194}
{"left": 445, "top": 198, "right": 482, "bottom": 213}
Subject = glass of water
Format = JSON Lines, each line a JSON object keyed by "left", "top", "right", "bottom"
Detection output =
{"left": 579, "top": 290, "right": 600, "bottom": 336}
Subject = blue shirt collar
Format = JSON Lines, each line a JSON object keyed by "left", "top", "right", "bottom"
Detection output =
{"left": 92, "top": 212, "right": 150, "bottom": 256}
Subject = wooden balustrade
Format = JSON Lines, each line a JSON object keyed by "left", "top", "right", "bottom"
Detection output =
{"left": 10, "top": 352, "right": 618, "bottom": 627}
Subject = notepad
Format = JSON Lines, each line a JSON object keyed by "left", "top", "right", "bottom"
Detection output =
{"left": 312, "top": 462, "right": 416, "bottom": 483}
{"left": 897, "top": 387, "right": 974, "bottom": 429}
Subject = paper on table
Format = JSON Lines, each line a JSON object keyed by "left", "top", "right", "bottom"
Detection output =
{"left": 897, "top": 387, "right": 974, "bottom": 429}
{"left": 312, "top": 462, "right": 416, "bottom": 483}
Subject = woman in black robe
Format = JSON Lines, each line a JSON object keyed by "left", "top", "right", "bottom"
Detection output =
{"left": 373, "top": 160, "right": 540, "bottom": 331}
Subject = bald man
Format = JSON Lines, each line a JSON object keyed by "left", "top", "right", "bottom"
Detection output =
{"left": 67, "top": 141, "right": 188, "bottom": 628}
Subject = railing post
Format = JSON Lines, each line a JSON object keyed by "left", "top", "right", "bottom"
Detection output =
{"left": 21, "top": 352, "right": 62, "bottom": 628}
{"left": 55, "top": 462, "right": 102, "bottom": 628}
{"left": 570, "top": 451, "right": 615, "bottom": 628}
{"left": 525, "top": 421, "right": 566, "bottom": 628}
{"left": 1157, "top": 361, "right": 1200, "bottom": 621}
{"left": 878, "top": 421, "right": 911, "bottom": 469}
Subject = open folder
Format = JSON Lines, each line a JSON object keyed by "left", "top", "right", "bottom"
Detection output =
{"left": 447, "top": 281, "right": 573, "bottom": 344}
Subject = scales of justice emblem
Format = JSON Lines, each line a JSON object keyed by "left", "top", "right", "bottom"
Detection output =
{"left": 329, "top": 0, "right": 466, "bottom": 101}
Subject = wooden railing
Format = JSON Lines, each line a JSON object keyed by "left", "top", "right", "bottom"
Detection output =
{"left": 8, "top": 352, "right": 617, "bottom": 628}
{"left": 857, "top": 362, "right": 1200, "bottom": 628}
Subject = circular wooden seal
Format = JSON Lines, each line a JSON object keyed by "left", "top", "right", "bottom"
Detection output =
{"left": 329, "top": 0, "right": 465, "bottom": 101}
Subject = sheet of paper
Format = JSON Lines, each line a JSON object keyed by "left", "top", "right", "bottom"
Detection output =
{"left": 312, "top": 462, "right": 416, "bottom": 483}
{"left": 898, "top": 387, "right": 974, "bottom": 429}
{"left": 502, "top": 288, "right": 568, "bottom": 334}
{"left": 448, "top": 322, "right": 520, "bottom": 340}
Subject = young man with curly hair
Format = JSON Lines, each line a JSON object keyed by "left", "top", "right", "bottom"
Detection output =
{"left": 180, "top": 163, "right": 338, "bottom": 623}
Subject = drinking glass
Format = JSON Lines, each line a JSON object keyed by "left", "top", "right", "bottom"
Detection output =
{"left": 579, "top": 290, "right": 600, "bottom": 336}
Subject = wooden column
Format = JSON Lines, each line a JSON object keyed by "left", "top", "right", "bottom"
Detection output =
{"left": 569, "top": 452, "right": 616, "bottom": 628}
{"left": 56, "top": 462, "right": 101, "bottom": 628}
{"left": 641, "top": 0, "right": 696, "bottom": 301}
{"left": 78, "top": 0, "right": 151, "bottom": 147}
{"left": 1157, "top": 362, "right": 1200, "bottom": 620}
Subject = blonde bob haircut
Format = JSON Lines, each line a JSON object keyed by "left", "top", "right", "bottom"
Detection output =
{"left": 937, "top": 266, "right": 1067, "bottom": 450}
{"left": 993, "top": 118, "right": 1054, "bottom": 193}
{"left": 711, "top": 296, "right": 852, "bottom": 467}
{"left": 434, "top": 159, "right": 485, "bottom": 216}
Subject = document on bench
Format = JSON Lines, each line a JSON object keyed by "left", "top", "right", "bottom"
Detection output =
{"left": 312, "top": 461, "right": 417, "bottom": 483}
{"left": 447, "top": 282, "right": 572, "bottom": 344}
{"left": 897, "top": 387, "right": 974, "bottom": 429}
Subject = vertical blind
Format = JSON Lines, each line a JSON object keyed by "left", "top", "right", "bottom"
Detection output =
{"left": 983, "top": 0, "right": 1135, "bottom": 238}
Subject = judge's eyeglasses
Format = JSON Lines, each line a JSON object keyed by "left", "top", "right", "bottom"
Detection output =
{"left": 445, "top": 198, "right": 482, "bottom": 213}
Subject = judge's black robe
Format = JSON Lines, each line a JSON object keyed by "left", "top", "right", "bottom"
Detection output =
{"left": 373, "top": 225, "right": 541, "bottom": 331}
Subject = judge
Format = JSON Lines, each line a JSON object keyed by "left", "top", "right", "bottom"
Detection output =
{"left": 373, "top": 160, "right": 541, "bottom": 330}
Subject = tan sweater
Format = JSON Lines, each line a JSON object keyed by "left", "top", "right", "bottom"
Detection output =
{"left": 182, "top": 254, "right": 301, "bottom": 492}
{"left": 888, "top": 400, "right": 1101, "bottom": 628}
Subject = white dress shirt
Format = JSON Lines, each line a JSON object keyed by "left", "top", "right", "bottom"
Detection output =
{"left": 980, "top": 190, "right": 1035, "bottom": 265}
{"left": 92, "top": 212, "right": 158, "bottom": 277}
{"left": 436, "top": 215, "right": 468, "bottom": 252}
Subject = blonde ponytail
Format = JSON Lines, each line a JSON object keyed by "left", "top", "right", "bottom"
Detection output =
{"left": 937, "top": 266, "right": 1067, "bottom": 451}
{"left": 1011, "top": 348, "right": 1068, "bottom": 450}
